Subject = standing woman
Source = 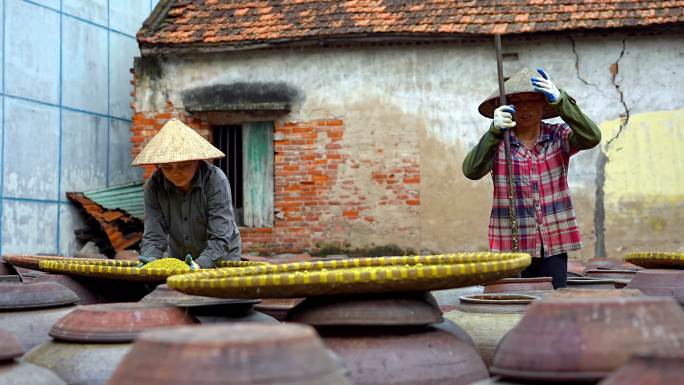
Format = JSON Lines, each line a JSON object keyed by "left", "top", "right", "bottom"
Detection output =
{"left": 132, "top": 118, "right": 242, "bottom": 269}
{"left": 462, "top": 68, "right": 601, "bottom": 288}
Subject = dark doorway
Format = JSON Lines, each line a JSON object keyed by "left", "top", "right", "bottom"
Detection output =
{"left": 213, "top": 125, "right": 244, "bottom": 225}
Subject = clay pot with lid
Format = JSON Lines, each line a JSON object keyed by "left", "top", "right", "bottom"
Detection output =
{"left": 0, "top": 281, "right": 79, "bottom": 351}
{"left": 585, "top": 269, "right": 637, "bottom": 281}
{"left": 431, "top": 285, "right": 484, "bottom": 312}
{"left": 107, "top": 323, "right": 351, "bottom": 385}
{"left": 490, "top": 294, "right": 684, "bottom": 383}
{"left": 625, "top": 269, "right": 684, "bottom": 305}
{"left": 141, "top": 284, "right": 278, "bottom": 324}
{"left": 254, "top": 297, "right": 305, "bottom": 321}
{"left": 23, "top": 302, "right": 197, "bottom": 385}
{"left": 286, "top": 292, "right": 488, "bottom": 385}
{"left": 444, "top": 293, "right": 539, "bottom": 368}
{"left": 0, "top": 328, "right": 66, "bottom": 385}
{"left": 567, "top": 277, "right": 620, "bottom": 290}
{"left": 598, "top": 356, "right": 684, "bottom": 385}
{"left": 483, "top": 277, "right": 554, "bottom": 294}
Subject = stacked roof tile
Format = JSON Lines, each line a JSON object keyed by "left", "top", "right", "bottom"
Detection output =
{"left": 138, "top": 0, "right": 684, "bottom": 50}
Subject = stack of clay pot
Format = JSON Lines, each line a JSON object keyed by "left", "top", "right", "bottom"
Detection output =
{"left": 0, "top": 328, "right": 65, "bottom": 385}
{"left": 286, "top": 292, "right": 488, "bottom": 385}
{"left": 23, "top": 302, "right": 197, "bottom": 385}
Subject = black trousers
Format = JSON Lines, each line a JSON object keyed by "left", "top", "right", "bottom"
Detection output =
{"left": 520, "top": 248, "right": 568, "bottom": 289}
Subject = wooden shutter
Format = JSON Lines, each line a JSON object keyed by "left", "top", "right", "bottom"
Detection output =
{"left": 242, "top": 121, "right": 274, "bottom": 227}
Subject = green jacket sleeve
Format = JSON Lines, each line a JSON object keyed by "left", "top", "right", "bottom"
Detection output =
{"left": 552, "top": 89, "right": 601, "bottom": 151}
{"left": 462, "top": 127, "right": 501, "bottom": 180}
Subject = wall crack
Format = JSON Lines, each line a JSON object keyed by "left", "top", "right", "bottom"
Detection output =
{"left": 594, "top": 38, "right": 630, "bottom": 258}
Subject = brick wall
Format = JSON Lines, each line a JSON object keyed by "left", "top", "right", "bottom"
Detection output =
{"left": 131, "top": 108, "right": 421, "bottom": 254}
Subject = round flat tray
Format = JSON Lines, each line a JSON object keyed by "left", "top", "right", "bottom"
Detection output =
{"left": 168, "top": 253, "right": 531, "bottom": 298}
{"left": 38, "top": 259, "right": 194, "bottom": 283}
{"left": 624, "top": 252, "right": 684, "bottom": 269}
{"left": 4, "top": 255, "right": 132, "bottom": 270}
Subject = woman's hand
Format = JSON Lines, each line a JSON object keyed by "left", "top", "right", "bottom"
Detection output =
{"left": 491, "top": 105, "right": 516, "bottom": 137}
{"left": 531, "top": 68, "right": 561, "bottom": 103}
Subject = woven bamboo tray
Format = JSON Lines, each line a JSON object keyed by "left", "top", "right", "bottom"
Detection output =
{"left": 37, "top": 259, "right": 265, "bottom": 283}
{"left": 3, "top": 254, "right": 136, "bottom": 270}
{"left": 167, "top": 253, "right": 532, "bottom": 298}
{"left": 624, "top": 252, "right": 684, "bottom": 269}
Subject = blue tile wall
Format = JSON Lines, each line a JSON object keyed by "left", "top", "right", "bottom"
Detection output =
{"left": 109, "top": 118, "right": 142, "bottom": 186}
{"left": 1, "top": 0, "right": 151, "bottom": 255}
{"left": 2, "top": 200, "right": 58, "bottom": 255}
{"left": 63, "top": 0, "right": 106, "bottom": 25}
{"left": 109, "top": 32, "right": 138, "bottom": 119}
{"left": 5, "top": 0, "right": 61, "bottom": 104}
{"left": 110, "top": 0, "right": 150, "bottom": 37}
{"left": 62, "top": 15, "right": 108, "bottom": 114}
{"left": 60, "top": 110, "right": 108, "bottom": 193}
{"left": 3, "top": 98, "right": 60, "bottom": 200}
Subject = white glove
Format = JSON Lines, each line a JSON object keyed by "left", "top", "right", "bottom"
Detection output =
{"left": 491, "top": 105, "right": 516, "bottom": 137}
{"left": 531, "top": 68, "right": 561, "bottom": 103}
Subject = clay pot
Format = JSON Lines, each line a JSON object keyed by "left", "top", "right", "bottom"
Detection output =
{"left": 0, "top": 328, "right": 66, "bottom": 385}
{"left": 491, "top": 296, "right": 684, "bottom": 382}
{"left": 286, "top": 292, "right": 443, "bottom": 326}
{"left": 598, "top": 356, "right": 684, "bottom": 385}
{"left": 585, "top": 257, "right": 625, "bottom": 270}
{"left": 431, "top": 285, "right": 483, "bottom": 312}
{"left": 287, "top": 293, "right": 487, "bottom": 385}
{"left": 254, "top": 298, "right": 304, "bottom": 321}
{"left": 0, "top": 282, "right": 79, "bottom": 351}
{"left": 141, "top": 284, "right": 277, "bottom": 324}
{"left": 107, "top": 323, "right": 351, "bottom": 385}
{"left": 483, "top": 277, "right": 554, "bottom": 294}
{"left": 567, "top": 277, "right": 619, "bottom": 290}
{"left": 444, "top": 294, "right": 539, "bottom": 367}
{"left": 585, "top": 269, "right": 637, "bottom": 281}
{"left": 24, "top": 302, "right": 198, "bottom": 385}
{"left": 567, "top": 259, "right": 586, "bottom": 274}
{"left": 625, "top": 269, "right": 684, "bottom": 305}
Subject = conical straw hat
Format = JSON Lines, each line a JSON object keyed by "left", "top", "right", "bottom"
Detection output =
{"left": 478, "top": 68, "right": 559, "bottom": 119}
{"left": 131, "top": 118, "right": 225, "bottom": 166}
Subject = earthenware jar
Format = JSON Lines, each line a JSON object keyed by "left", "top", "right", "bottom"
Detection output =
{"left": 598, "top": 356, "right": 684, "bottom": 385}
{"left": 483, "top": 277, "right": 554, "bottom": 294}
{"left": 491, "top": 295, "right": 684, "bottom": 383}
{"left": 23, "top": 302, "right": 197, "bottom": 385}
{"left": 0, "top": 328, "right": 66, "bottom": 385}
{"left": 444, "top": 293, "right": 539, "bottom": 367}
{"left": 286, "top": 292, "right": 488, "bottom": 385}
{"left": 585, "top": 269, "right": 637, "bottom": 281}
{"left": 431, "top": 285, "right": 483, "bottom": 312}
{"left": 107, "top": 323, "right": 351, "bottom": 385}
{"left": 625, "top": 269, "right": 684, "bottom": 305}
{"left": 141, "top": 284, "right": 278, "bottom": 324}
{"left": 254, "top": 297, "right": 304, "bottom": 321}
{"left": 0, "top": 281, "right": 79, "bottom": 351}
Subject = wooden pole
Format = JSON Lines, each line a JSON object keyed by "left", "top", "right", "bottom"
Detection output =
{"left": 494, "top": 34, "right": 519, "bottom": 253}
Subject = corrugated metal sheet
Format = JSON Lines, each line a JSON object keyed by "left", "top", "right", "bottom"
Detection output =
{"left": 83, "top": 182, "right": 144, "bottom": 219}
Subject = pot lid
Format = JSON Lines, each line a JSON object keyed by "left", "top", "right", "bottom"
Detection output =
{"left": 141, "top": 284, "right": 260, "bottom": 308}
{"left": 0, "top": 282, "right": 79, "bottom": 310}
{"left": 286, "top": 292, "right": 443, "bottom": 326}
{"left": 49, "top": 302, "right": 198, "bottom": 342}
{"left": 0, "top": 328, "right": 22, "bottom": 362}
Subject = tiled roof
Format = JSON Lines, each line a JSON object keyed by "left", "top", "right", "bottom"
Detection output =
{"left": 67, "top": 185, "right": 144, "bottom": 254}
{"left": 138, "top": 0, "right": 684, "bottom": 50}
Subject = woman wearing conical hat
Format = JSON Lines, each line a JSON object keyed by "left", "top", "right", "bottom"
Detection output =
{"left": 462, "top": 68, "right": 601, "bottom": 289}
{"left": 132, "top": 119, "right": 242, "bottom": 269}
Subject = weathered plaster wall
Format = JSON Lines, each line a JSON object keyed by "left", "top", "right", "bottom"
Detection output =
{"left": 135, "top": 30, "right": 684, "bottom": 257}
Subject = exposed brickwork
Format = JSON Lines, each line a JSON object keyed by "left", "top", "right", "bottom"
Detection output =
{"left": 139, "top": 0, "right": 684, "bottom": 50}
{"left": 130, "top": 109, "right": 422, "bottom": 253}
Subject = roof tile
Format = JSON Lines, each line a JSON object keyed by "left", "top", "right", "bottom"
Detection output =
{"left": 138, "top": 0, "right": 684, "bottom": 49}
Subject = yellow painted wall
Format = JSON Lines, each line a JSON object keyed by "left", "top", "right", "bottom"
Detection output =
{"left": 600, "top": 108, "right": 684, "bottom": 254}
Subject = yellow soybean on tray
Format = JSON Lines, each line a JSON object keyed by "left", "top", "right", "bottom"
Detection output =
{"left": 167, "top": 253, "right": 532, "bottom": 298}
{"left": 37, "top": 258, "right": 265, "bottom": 283}
{"left": 625, "top": 252, "right": 684, "bottom": 269}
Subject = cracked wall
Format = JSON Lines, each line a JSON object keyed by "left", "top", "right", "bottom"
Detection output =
{"left": 134, "top": 30, "right": 684, "bottom": 257}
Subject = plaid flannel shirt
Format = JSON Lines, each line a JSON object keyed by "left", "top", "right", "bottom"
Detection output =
{"left": 489, "top": 123, "right": 582, "bottom": 258}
